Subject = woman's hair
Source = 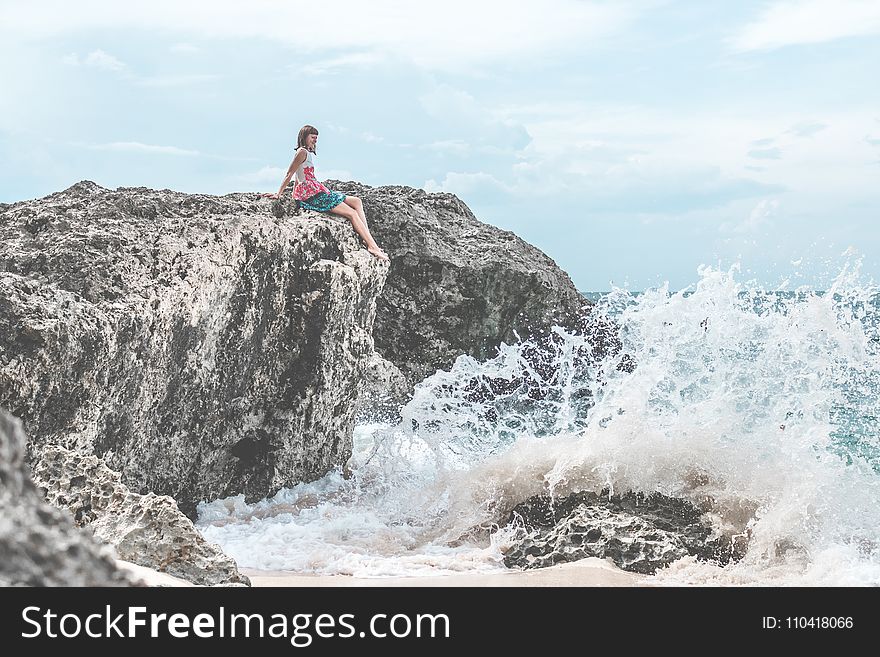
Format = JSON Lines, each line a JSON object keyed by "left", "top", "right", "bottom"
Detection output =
{"left": 297, "top": 125, "right": 319, "bottom": 153}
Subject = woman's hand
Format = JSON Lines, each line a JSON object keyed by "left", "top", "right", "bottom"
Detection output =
{"left": 260, "top": 192, "right": 278, "bottom": 199}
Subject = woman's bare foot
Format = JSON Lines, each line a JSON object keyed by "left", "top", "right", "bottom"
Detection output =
{"left": 368, "top": 246, "right": 390, "bottom": 262}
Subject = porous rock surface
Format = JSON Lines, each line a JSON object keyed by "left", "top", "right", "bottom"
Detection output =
{"left": 32, "top": 445, "right": 250, "bottom": 586}
{"left": 501, "top": 490, "right": 746, "bottom": 575}
{"left": 0, "top": 409, "right": 133, "bottom": 586}
{"left": 0, "top": 181, "right": 388, "bottom": 516}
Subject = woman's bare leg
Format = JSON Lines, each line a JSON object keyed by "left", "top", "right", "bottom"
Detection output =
{"left": 329, "top": 202, "right": 389, "bottom": 261}
{"left": 343, "top": 195, "right": 369, "bottom": 229}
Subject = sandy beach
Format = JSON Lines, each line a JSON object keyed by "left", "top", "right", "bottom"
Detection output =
{"left": 119, "top": 558, "right": 649, "bottom": 587}
{"left": 243, "top": 560, "right": 649, "bottom": 587}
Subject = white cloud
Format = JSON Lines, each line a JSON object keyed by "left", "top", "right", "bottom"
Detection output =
{"left": 360, "top": 131, "right": 383, "bottom": 143}
{"left": 730, "top": 0, "right": 880, "bottom": 52}
{"left": 61, "top": 49, "right": 126, "bottom": 72}
{"left": 321, "top": 169, "right": 353, "bottom": 181}
{"left": 748, "top": 147, "right": 782, "bottom": 160}
{"left": 422, "top": 140, "right": 471, "bottom": 156}
{"left": 0, "top": 0, "right": 636, "bottom": 71}
{"left": 423, "top": 171, "right": 512, "bottom": 201}
{"left": 297, "top": 52, "right": 384, "bottom": 76}
{"left": 90, "top": 141, "right": 200, "bottom": 156}
{"left": 170, "top": 43, "right": 199, "bottom": 53}
{"left": 420, "top": 85, "right": 483, "bottom": 121}
{"left": 419, "top": 83, "right": 530, "bottom": 151}
{"left": 324, "top": 123, "right": 350, "bottom": 135}
{"left": 501, "top": 102, "right": 879, "bottom": 195}
{"left": 84, "top": 49, "right": 126, "bottom": 71}
{"left": 488, "top": 102, "right": 880, "bottom": 216}
{"left": 720, "top": 199, "right": 780, "bottom": 234}
{"left": 136, "top": 74, "right": 221, "bottom": 87}
{"left": 788, "top": 122, "right": 827, "bottom": 138}
{"left": 59, "top": 49, "right": 218, "bottom": 87}
{"left": 237, "top": 165, "right": 286, "bottom": 184}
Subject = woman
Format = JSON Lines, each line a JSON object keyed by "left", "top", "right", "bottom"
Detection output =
{"left": 264, "top": 125, "right": 389, "bottom": 262}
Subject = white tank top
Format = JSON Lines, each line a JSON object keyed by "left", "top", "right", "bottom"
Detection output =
{"left": 294, "top": 148, "right": 315, "bottom": 184}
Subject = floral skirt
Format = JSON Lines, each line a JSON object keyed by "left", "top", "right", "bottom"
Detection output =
{"left": 299, "top": 190, "right": 346, "bottom": 212}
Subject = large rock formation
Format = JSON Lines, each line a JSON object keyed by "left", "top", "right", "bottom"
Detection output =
{"left": 0, "top": 409, "right": 132, "bottom": 586}
{"left": 1, "top": 179, "right": 593, "bottom": 584}
{"left": 331, "top": 182, "right": 590, "bottom": 385}
{"left": 0, "top": 181, "right": 388, "bottom": 516}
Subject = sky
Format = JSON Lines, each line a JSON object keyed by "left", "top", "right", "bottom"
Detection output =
{"left": 1, "top": 0, "right": 878, "bottom": 292}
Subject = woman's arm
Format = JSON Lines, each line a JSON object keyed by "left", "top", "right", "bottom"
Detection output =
{"left": 265, "top": 149, "right": 307, "bottom": 198}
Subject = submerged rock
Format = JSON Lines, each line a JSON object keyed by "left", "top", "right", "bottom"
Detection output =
{"left": 501, "top": 490, "right": 745, "bottom": 575}
{"left": 0, "top": 409, "right": 133, "bottom": 586}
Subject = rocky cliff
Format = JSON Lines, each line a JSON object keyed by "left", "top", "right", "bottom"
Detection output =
{"left": 1, "top": 179, "right": 591, "bottom": 584}
{"left": 0, "top": 181, "right": 388, "bottom": 517}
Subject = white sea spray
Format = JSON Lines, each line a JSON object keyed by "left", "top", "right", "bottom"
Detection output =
{"left": 198, "top": 263, "right": 880, "bottom": 584}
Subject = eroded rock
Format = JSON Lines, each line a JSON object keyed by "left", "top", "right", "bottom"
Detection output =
{"left": 32, "top": 445, "right": 250, "bottom": 586}
{"left": 501, "top": 490, "right": 745, "bottom": 575}
{"left": 0, "top": 181, "right": 388, "bottom": 516}
{"left": 0, "top": 409, "right": 132, "bottom": 586}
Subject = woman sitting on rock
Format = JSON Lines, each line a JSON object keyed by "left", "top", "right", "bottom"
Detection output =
{"left": 263, "top": 124, "right": 389, "bottom": 262}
